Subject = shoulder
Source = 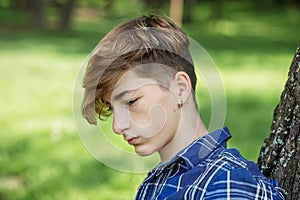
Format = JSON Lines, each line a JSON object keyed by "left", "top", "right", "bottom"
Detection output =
{"left": 205, "top": 147, "right": 272, "bottom": 185}
{"left": 203, "top": 148, "right": 285, "bottom": 199}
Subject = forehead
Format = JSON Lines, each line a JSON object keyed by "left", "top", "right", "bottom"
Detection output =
{"left": 111, "top": 69, "right": 159, "bottom": 100}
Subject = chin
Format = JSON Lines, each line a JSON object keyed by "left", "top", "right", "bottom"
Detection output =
{"left": 135, "top": 146, "right": 156, "bottom": 157}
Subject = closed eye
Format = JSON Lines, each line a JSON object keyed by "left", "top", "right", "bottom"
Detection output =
{"left": 127, "top": 98, "right": 139, "bottom": 106}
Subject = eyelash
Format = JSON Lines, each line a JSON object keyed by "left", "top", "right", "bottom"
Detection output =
{"left": 106, "top": 97, "right": 140, "bottom": 112}
{"left": 127, "top": 98, "right": 139, "bottom": 106}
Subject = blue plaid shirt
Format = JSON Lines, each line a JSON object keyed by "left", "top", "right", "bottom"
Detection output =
{"left": 135, "top": 127, "right": 284, "bottom": 199}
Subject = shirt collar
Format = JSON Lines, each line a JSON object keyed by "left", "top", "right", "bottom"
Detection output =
{"left": 176, "top": 127, "right": 232, "bottom": 168}
{"left": 147, "top": 127, "right": 232, "bottom": 177}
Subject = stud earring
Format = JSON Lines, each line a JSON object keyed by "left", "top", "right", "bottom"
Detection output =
{"left": 179, "top": 99, "right": 183, "bottom": 107}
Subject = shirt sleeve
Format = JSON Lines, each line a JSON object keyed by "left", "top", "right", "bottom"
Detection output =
{"left": 205, "top": 167, "right": 285, "bottom": 200}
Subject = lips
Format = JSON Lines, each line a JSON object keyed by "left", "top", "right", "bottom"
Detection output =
{"left": 126, "top": 137, "right": 139, "bottom": 145}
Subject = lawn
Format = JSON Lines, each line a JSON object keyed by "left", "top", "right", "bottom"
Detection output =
{"left": 0, "top": 1, "right": 299, "bottom": 200}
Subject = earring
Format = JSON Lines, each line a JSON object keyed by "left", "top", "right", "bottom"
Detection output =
{"left": 179, "top": 99, "right": 183, "bottom": 107}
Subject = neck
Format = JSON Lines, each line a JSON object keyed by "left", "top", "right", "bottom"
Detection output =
{"left": 158, "top": 106, "right": 208, "bottom": 162}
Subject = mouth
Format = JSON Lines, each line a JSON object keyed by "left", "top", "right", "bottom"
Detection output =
{"left": 126, "top": 137, "right": 139, "bottom": 145}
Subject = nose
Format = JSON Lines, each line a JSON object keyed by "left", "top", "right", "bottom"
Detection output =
{"left": 112, "top": 109, "right": 130, "bottom": 134}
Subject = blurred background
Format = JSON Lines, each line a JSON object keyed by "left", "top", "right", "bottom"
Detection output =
{"left": 0, "top": 0, "right": 299, "bottom": 199}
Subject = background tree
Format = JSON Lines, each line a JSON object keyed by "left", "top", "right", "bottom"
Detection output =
{"left": 170, "top": 0, "right": 184, "bottom": 26}
{"left": 211, "top": 0, "right": 223, "bottom": 19}
{"left": 183, "top": 0, "right": 196, "bottom": 23}
{"left": 257, "top": 44, "right": 300, "bottom": 200}
{"left": 11, "top": 0, "right": 29, "bottom": 10}
{"left": 59, "top": 0, "right": 76, "bottom": 30}
{"left": 28, "top": 0, "right": 45, "bottom": 29}
{"left": 141, "top": 0, "right": 166, "bottom": 10}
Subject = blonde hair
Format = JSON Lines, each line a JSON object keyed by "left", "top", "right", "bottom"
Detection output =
{"left": 82, "top": 15, "right": 197, "bottom": 124}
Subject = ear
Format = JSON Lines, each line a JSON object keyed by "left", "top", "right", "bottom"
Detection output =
{"left": 173, "top": 71, "right": 192, "bottom": 102}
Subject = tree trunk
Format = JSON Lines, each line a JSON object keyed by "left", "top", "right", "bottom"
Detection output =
{"left": 211, "top": 0, "right": 223, "bottom": 19}
{"left": 60, "top": 0, "right": 76, "bottom": 30}
{"left": 170, "top": 0, "right": 184, "bottom": 27}
{"left": 183, "top": 0, "right": 196, "bottom": 23}
{"left": 257, "top": 44, "right": 300, "bottom": 200}
{"left": 28, "top": 0, "right": 45, "bottom": 29}
{"left": 12, "top": 0, "right": 29, "bottom": 10}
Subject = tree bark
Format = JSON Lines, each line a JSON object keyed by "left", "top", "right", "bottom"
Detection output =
{"left": 257, "top": 44, "right": 300, "bottom": 200}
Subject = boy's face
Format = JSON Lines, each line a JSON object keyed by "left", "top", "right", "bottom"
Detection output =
{"left": 109, "top": 69, "right": 182, "bottom": 156}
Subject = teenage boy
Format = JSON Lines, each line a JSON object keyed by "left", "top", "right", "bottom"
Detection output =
{"left": 81, "top": 15, "right": 284, "bottom": 199}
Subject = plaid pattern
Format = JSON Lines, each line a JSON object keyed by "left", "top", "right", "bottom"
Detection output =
{"left": 135, "top": 127, "right": 284, "bottom": 199}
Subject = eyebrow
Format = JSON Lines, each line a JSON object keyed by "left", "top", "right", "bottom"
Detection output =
{"left": 112, "top": 89, "right": 138, "bottom": 101}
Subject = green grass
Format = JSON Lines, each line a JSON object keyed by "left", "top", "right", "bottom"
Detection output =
{"left": 0, "top": 2, "right": 299, "bottom": 200}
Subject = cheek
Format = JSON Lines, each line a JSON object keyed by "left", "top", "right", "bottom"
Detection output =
{"left": 131, "top": 104, "right": 168, "bottom": 138}
{"left": 130, "top": 109, "right": 151, "bottom": 127}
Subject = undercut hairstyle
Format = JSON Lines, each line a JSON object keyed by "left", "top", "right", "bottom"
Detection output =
{"left": 82, "top": 15, "right": 197, "bottom": 124}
